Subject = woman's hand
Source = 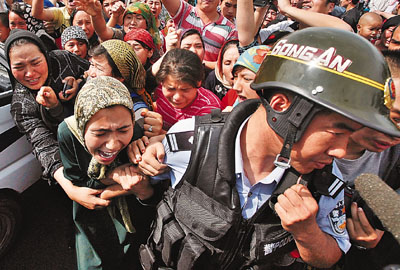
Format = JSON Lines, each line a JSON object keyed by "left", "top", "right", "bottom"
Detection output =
{"left": 127, "top": 135, "right": 168, "bottom": 176}
{"left": 36, "top": 86, "right": 59, "bottom": 108}
{"left": 110, "top": 164, "right": 142, "bottom": 190}
{"left": 70, "top": 186, "right": 111, "bottom": 210}
{"left": 138, "top": 138, "right": 168, "bottom": 176}
{"left": 142, "top": 109, "right": 164, "bottom": 137}
{"left": 59, "top": 76, "right": 82, "bottom": 101}
{"left": 109, "top": 164, "right": 154, "bottom": 200}
{"left": 53, "top": 167, "right": 110, "bottom": 210}
{"left": 127, "top": 136, "right": 150, "bottom": 164}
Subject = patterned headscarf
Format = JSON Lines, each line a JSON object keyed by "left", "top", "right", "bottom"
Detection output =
{"left": 233, "top": 45, "right": 272, "bottom": 75}
{"left": 101, "top": 39, "right": 153, "bottom": 109}
{"left": 65, "top": 76, "right": 135, "bottom": 233}
{"left": 61, "top": 26, "right": 89, "bottom": 48}
{"left": 74, "top": 76, "right": 134, "bottom": 143}
{"left": 124, "top": 3, "right": 161, "bottom": 50}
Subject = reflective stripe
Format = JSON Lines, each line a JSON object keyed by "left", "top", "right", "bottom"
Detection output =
{"left": 269, "top": 53, "right": 384, "bottom": 90}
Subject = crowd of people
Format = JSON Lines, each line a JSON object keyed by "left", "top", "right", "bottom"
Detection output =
{"left": 3, "top": 0, "right": 400, "bottom": 268}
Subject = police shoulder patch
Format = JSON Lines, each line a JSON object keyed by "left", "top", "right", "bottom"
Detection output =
{"left": 329, "top": 199, "right": 346, "bottom": 235}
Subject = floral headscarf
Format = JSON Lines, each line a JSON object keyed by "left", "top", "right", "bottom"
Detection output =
{"left": 123, "top": 2, "right": 161, "bottom": 50}
{"left": 233, "top": 45, "right": 272, "bottom": 75}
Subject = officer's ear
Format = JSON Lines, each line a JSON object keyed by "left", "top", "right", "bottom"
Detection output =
{"left": 269, "top": 93, "right": 291, "bottom": 112}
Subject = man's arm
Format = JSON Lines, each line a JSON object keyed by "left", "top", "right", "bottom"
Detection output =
{"left": 161, "top": 0, "right": 182, "bottom": 18}
{"left": 32, "top": 0, "right": 55, "bottom": 21}
{"left": 278, "top": 0, "right": 353, "bottom": 31}
{"left": 275, "top": 184, "right": 342, "bottom": 268}
{"left": 236, "top": 0, "right": 264, "bottom": 47}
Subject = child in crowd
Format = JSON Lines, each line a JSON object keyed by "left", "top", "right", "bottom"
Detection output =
{"left": 61, "top": 25, "right": 89, "bottom": 59}
{"left": 357, "top": 12, "right": 383, "bottom": 42}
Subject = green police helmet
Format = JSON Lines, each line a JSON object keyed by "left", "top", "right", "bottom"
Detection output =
{"left": 251, "top": 27, "right": 400, "bottom": 138}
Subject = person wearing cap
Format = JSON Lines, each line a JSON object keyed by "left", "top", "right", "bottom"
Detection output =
{"left": 376, "top": 15, "right": 400, "bottom": 51}
{"left": 61, "top": 25, "right": 89, "bottom": 59}
{"left": 57, "top": 76, "right": 155, "bottom": 270}
{"left": 137, "top": 28, "right": 400, "bottom": 269}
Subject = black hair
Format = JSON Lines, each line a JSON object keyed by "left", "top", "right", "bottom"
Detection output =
{"left": 69, "top": 8, "right": 79, "bottom": 25}
{"left": 0, "top": 11, "right": 9, "bottom": 28}
{"left": 156, "top": 48, "right": 204, "bottom": 87}
{"left": 180, "top": 29, "right": 204, "bottom": 49}
{"left": 88, "top": 44, "right": 123, "bottom": 79}
{"left": 267, "top": 3, "right": 278, "bottom": 12}
{"left": 383, "top": 49, "right": 400, "bottom": 77}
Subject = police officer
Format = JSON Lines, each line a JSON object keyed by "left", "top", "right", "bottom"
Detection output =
{"left": 138, "top": 28, "right": 400, "bottom": 270}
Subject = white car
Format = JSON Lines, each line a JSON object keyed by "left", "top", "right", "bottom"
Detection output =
{"left": 0, "top": 55, "right": 42, "bottom": 257}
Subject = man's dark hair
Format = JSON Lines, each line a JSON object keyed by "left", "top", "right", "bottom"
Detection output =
{"left": 180, "top": 29, "right": 205, "bottom": 49}
{"left": 0, "top": 12, "right": 9, "bottom": 28}
{"left": 327, "top": 0, "right": 338, "bottom": 5}
{"left": 383, "top": 49, "right": 400, "bottom": 77}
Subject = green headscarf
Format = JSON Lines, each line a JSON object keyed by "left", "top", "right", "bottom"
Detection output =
{"left": 124, "top": 2, "right": 161, "bottom": 50}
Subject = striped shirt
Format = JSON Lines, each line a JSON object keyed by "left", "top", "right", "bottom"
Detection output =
{"left": 172, "top": 0, "right": 238, "bottom": 62}
{"left": 155, "top": 85, "right": 222, "bottom": 130}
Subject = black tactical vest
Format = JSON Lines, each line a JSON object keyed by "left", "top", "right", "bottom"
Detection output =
{"left": 140, "top": 99, "right": 345, "bottom": 270}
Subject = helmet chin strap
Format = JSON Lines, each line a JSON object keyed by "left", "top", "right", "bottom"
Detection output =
{"left": 260, "top": 96, "right": 322, "bottom": 169}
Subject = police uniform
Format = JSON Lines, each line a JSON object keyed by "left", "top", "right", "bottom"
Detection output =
{"left": 157, "top": 117, "right": 350, "bottom": 251}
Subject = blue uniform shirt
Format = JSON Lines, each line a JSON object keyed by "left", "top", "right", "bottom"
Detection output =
{"left": 152, "top": 117, "right": 351, "bottom": 253}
